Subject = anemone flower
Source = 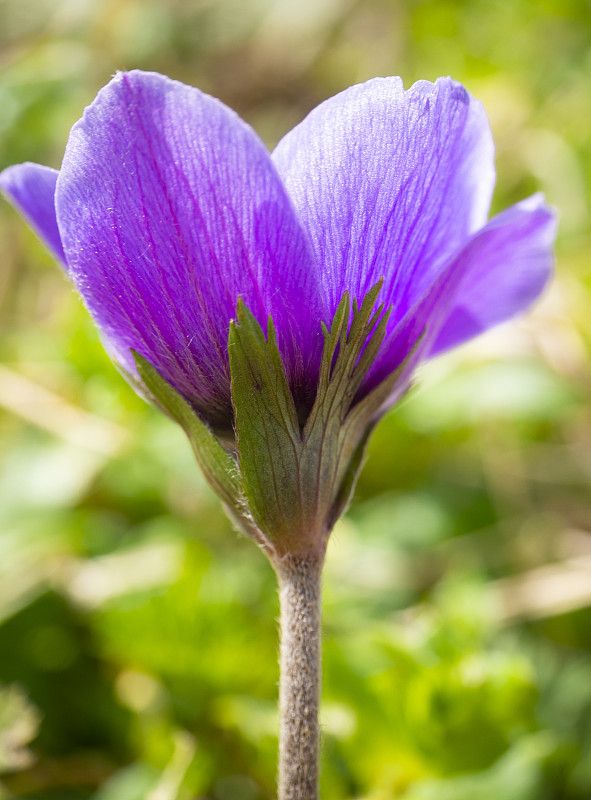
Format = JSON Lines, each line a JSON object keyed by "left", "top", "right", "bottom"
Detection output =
{"left": 0, "top": 70, "right": 556, "bottom": 800}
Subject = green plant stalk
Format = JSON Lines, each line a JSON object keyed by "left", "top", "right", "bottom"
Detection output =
{"left": 275, "top": 552, "right": 325, "bottom": 800}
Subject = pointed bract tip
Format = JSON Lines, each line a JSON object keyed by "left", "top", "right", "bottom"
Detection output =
{"left": 234, "top": 296, "right": 248, "bottom": 325}
{"left": 362, "top": 278, "right": 385, "bottom": 308}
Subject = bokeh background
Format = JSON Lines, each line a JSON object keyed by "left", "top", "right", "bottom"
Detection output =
{"left": 1, "top": 0, "right": 590, "bottom": 798}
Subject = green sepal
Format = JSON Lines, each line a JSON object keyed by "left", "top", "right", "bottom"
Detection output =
{"left": 132, "top": 351, "right": 243, "bottom": 511}
{"left": 326, "top": 423, "right": 375, "bottom": 531}
{"left": 299, "top": 281, "right": 401, "bottom": 525}
{"left": 227, "top": 283, "right": 422, "bottom": 556}
{"left": 228, "top": 301, "right": 303, "bottom": 545}
{"left": 327, "top": 333, "right": 422, "bottom": 521}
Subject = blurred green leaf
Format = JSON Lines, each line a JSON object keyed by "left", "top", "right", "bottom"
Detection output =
{"left": 0, "top": 685, "right": 40, "bottom": 773}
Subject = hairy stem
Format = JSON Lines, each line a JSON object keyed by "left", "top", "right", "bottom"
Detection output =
{"left": 275, "top": 552, "right": 324, "bottom": 800}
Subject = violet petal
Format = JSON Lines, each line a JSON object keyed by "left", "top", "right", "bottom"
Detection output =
{"left": 430, "top": 194, "right": 556, "bottom": 354}
{"left": 365, "top": 194, "right": 556, "bottom": 403}
{"left": 272, "top": 76, "right": 495, "bottom": 321}
{"left": 0, "top": 163, "right": 66, "bottom": 266}
{"left": 56, "top": 70, "right": 325, "bottom": 425}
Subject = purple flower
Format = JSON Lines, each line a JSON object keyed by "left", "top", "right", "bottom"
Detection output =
{"left": 0, "top": 71, "right": 555, "bottom": 432}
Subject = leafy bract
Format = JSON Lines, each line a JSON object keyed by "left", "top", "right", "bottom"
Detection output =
{"left": 228, "top": 284, "right": 420, "bottom": 556}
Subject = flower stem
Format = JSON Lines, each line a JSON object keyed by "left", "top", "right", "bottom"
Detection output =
{"left": 275, "top": 552, "right": 324, "bottom": 800}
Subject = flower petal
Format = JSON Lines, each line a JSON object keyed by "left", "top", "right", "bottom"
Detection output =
{"left": 273, "top": 76, "right": 495, "bottom": 321}
{"left": 361, "top": 194, "right": 556, "bottom": 406}
{"left": 56, "top": 70, "right": 325, "bottom": 427}
{"left": 430, "top": 194, "right": 556, "bottom": 354}
{"left": 0, "top": 163, "right": 66, "bottom": 265}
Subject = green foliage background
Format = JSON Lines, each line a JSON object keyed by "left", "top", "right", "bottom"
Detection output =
{"left": 1, "top": 0, "right": 590, "bottom": 797}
